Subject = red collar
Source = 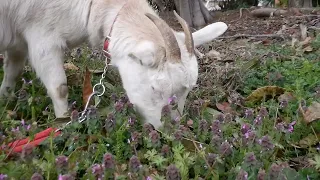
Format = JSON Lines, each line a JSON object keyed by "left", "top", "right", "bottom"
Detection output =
{"left": 103, "top": 1, "right": 128, "bottom": 58}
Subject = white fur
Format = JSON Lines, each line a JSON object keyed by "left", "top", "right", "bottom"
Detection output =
{"left": 0, "top": 0, "right": 227, "bottom": 129}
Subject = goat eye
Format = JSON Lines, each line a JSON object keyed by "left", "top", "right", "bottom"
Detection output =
{"left": 151, "top": 86, "right": 155, "bottom": 90}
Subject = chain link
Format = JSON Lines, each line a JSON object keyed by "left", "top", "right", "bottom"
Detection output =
{"left": 55, "top": 47, "right": 111, "bottom": 132}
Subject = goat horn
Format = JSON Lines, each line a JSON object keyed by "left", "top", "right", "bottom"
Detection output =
{"left": 145, "top": 13, "right": 181, "bottom": 62}
{"left": 173, "top": 10, "right": 194, "bottom": 55}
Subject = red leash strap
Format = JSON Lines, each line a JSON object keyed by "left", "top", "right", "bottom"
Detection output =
{"left": 3, "top": 127, "right": 61, "bottom": 154}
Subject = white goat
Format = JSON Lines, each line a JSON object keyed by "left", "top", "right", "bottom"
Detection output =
{"left": 0, "top": 0, "right": 227, "bottom": 129}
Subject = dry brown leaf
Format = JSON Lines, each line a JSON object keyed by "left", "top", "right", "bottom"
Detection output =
{"left": 289, "top": 8, "right": 303, "bottom": 16}
{"left": 297, "top": 133, "right": 320, "bottom": 148}
{"left": 64, "top": 62, "right": 79, "bottom": 71}
{"left": 187, "top": 119, "right": 193, "bottom": 127}
{"left": 82, "top": 67, "right": 93, "bottom": 107}
{"left": 216, "top": 102, "right": 232, "bottom": 113}
{"left": 299, "top": 37, "right": 312, "bottom": 46}
{"left": 303, "top": 46, "right": 313, "bottom": 52}
{"left": 206, "top": 49, "right": 222, "bottom": 61}
{"left": 262, "top": 39, "right": 272, "bottom": 46}
{"left": 246, "top": 86, "right": 286, "bottom": 103}
{"left": 278, "top": 92, "right": 296, "bottom": 102}
{"left": 300, "top": 101, "right": 320, "bottom": 124}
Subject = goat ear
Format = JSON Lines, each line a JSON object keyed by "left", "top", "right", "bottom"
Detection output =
{"left": 128, "top": 41, "right": 166, "bottom": 68}
{"left": 176, "top": 22, "right": 228, "bottom": 48}
{"left": 192, "top": 22, "right": 228, "bottom": 47}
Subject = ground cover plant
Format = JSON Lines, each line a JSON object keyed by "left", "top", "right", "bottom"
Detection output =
{"left": 1, "top": 7, "right": 320, "bottom": 180}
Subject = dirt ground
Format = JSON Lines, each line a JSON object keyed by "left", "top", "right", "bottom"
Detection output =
{"left": 161, "top": 7, "right": 320, "bottom": 59}
{"left": 158, "top": 7, "right": 320, "bottom": 105}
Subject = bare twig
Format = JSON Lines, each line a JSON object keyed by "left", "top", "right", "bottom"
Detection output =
{"left": 293, "top": 15, "right": 320, "bottom": 18}
{"left": 238, "top": 8, "right": 251, "bottom": 20}
{"left": 217, "top": 34, "right": 289, "bottom": 40}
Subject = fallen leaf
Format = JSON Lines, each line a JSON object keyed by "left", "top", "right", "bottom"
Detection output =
{"left": 206, "top": 49, "right": 222, "bottom": 61}
{"left": 300, "top": 101, "right": 320, "bottom": 124}
{"left": 302, "top": 46, "right": 313, "bottom": 52}
{"left": 216, "top": 102, "right": 232, "bottom": 113}
{"left": 300, "top": 24, "right": 307, "bottom": 41}
{"left": 82, "top": 67, "right": 93, "bottom": 107}
{"left": 299, "top": 36, "right": 312, "bottom": 46}
{"left": 278, "top": 92, "right": 296, "bottom": 102}
{"left": 64, "top": 62, "right": 79, "bottom": 71}
{"left": 262, "top": 39, "right": 272, "bottom": 46}
{"left": 290, "top": 8, "right": 303, "bottom": 16}
{"left": 297, "top": 133, "right": 320, "bottom": 148}
{"left": 246, "top": 86, "right": 286, "bottom": 103}
{"left": 187, "top": 119, "right": 193, "bottom": 127}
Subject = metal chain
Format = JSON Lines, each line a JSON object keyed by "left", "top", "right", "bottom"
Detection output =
{"left": 55, "top": 46, "right": 111, "bottom": 132}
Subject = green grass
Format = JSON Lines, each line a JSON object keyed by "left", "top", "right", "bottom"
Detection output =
{"left": 0, "top": 36, "right": 320, "bottom": 180}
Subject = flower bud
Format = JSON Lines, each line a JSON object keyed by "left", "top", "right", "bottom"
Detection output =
{"left": 103, "top": 153, "right": 115, "bottom": 170}
{"left": 129, "top": 156, "right": 141, "bottom": 173}
{"left": 166, "top": 164, "right": 181, "bottom": 180}
{"left": 31, "top": 173, "right": 44, "bottom": 180}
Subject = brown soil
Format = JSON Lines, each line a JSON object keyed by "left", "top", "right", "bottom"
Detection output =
{"left": 159, "top": 8, "right": 320, "bottom": 104}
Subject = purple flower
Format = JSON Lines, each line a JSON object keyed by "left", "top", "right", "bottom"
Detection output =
{"left": 31, "top": 173, "right": 44, "bottom": 180}
{"left": 236, "top": 169, "right": 248, "bottom": 180}
{"left": 219, "top": 141, "right": 232, "bottom": 156}
{"left": 166, "top": 164, "right": 181, "bottom": 180}
{"left": 21, "top": 119, "right": 25, "bottom": 126}
{"left": 173, "top": 130, "right": 183, "bottom": 141}
{"left": 105, "top": 113, "right": 115, "bottom": 132}
{"left": 91, "top": 164, "right": 104, "bottom": 179}
{"left": 244, "top": 152, "right": 257, "bottom": 167}
{"left": 242, "top": 130, "right": 257, "bottom": 146}
{"left": 131, "top": 131, "right": 141, "bottom": 143}
{"left": 161, "top": 145, "right": 170, "bottom": 157}
{"left": 244, "top": 109, "right": 254, "bottom": 120}
{"left": 211, "top": 120, "right": 222, "bottom": 137}
{"left": 241, "top": 123, "right": 251, "bottom": 134}
{"left": 0, "top": 174, "right": 8, "bottom": 180}
{"left": 11, "top": 126, "right": 19, "bottom": 132}
{"left": 216, "top": 114, "right": 225, "bottom": 122}
{"left": 206, "top": 153, "right": 217, "bottom": 166}
{"left": 26, "top": 124, "right": 31, "bottom": 130}
{"left": 161, "top": 105, "right": 171, "bottom": 116}
{"left": 146, "top": 177, "right": 152, "bottom": 180}
{"left": 168, "top": 95, "right": 177, "bottom": 105}
{"left": 114, "top": 101, "right": 124, "bottom": 112}
{"left": 70, "top": 110, "right": 79, "bottom": 121}
{"left": 58, "top": 174, "right": 75, "bottom": 180}
{"left": 149, "top": 130, "right": 160, "bottom": 146}
{"left": 143, "top": 123, "right": 154, "bottom": 135}
{"left": 211, "top": 135, "right": 223, "bottom": 147}
{"left": 276, "top": 121, "right": 296, "bottom": 133}
{"left": 253, "top": 115, "right": 263, "bottom": 126}
{"left": 268, "top": 163, "right": 281, "bottom": 179}
{"left": 258, "top": 136, "right": 274, "bottom": 151}
{"left": 257, "top": 169, "right": 266, "bottom": 180}
{"left": 259, "top": 107, "right": 268, "bottom": 118}
{"left": 128, "top": 116, "right": 136, "bottom": 126}
{"left": 103, "top": 153, "right": 115, "bottom": 169}
{"left": 198, "top": 119, "right": 208, "bottom": 133}
{"left": 286, "top": 121, "right": 296, "bottom": 133}
{"left": 129, "top": 156, "right": 142, "bottom": 173}
{"left": 55, "top": 155, "right": 68, "bottom": 170}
